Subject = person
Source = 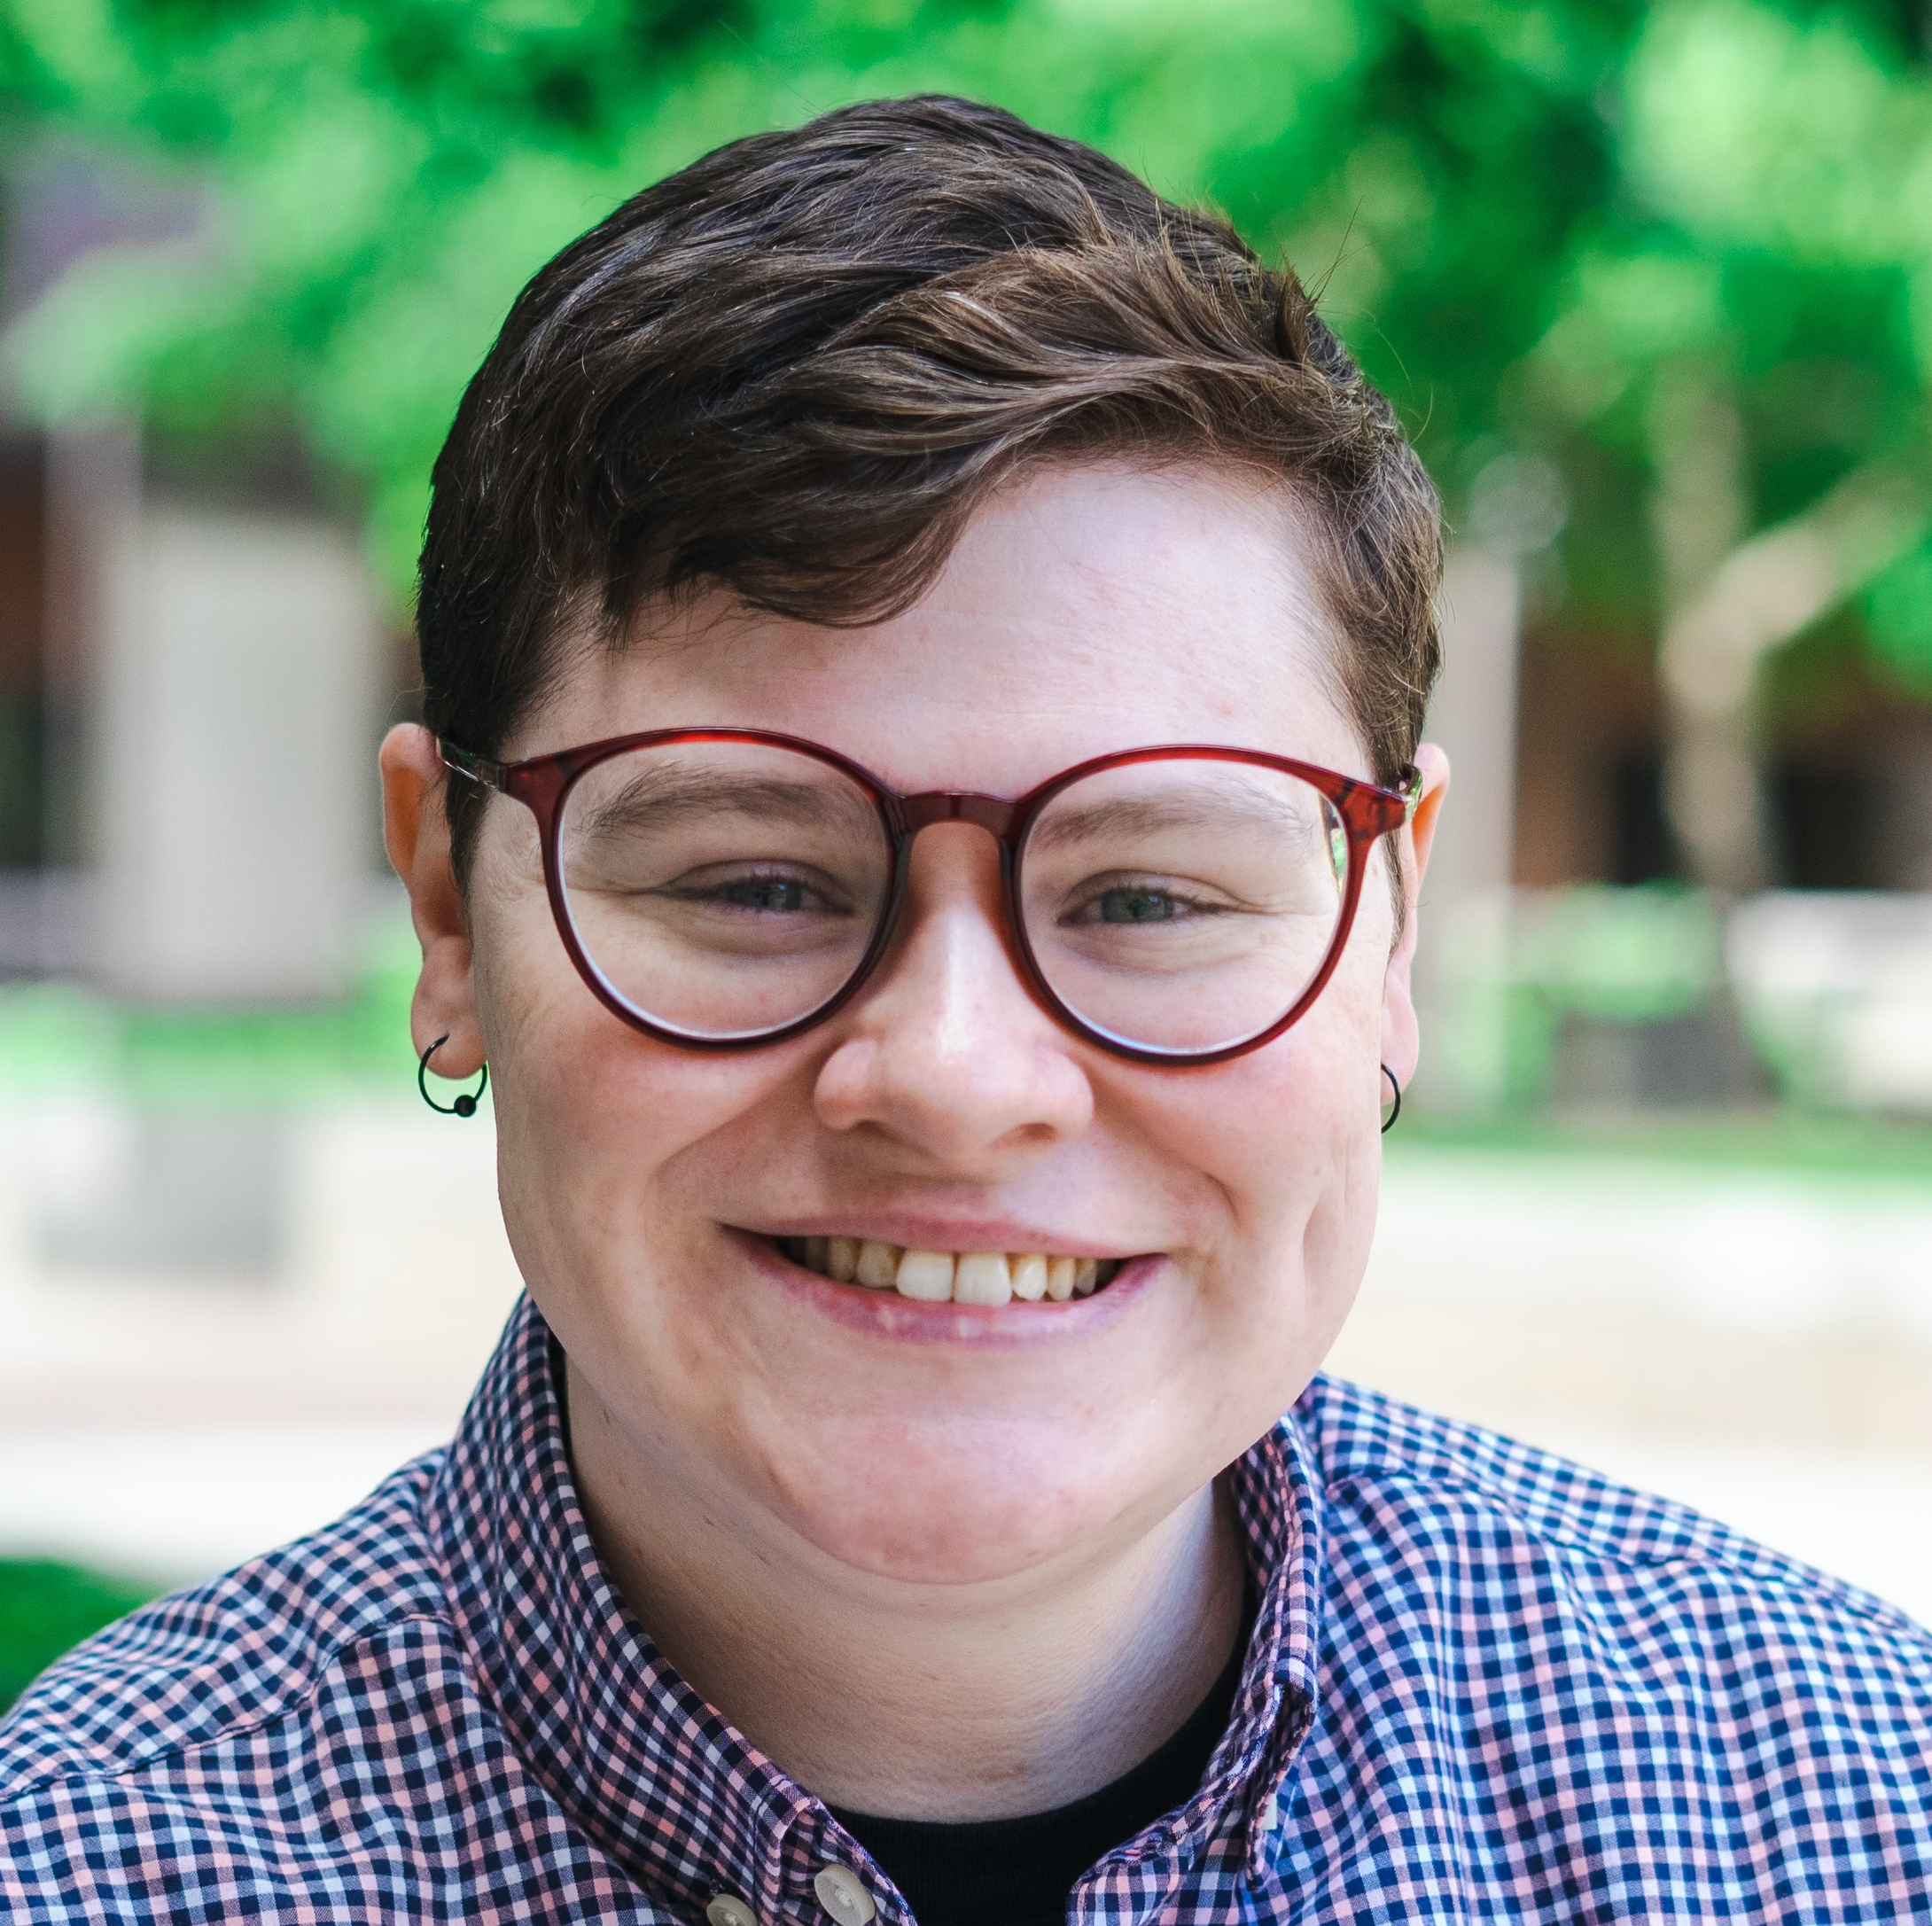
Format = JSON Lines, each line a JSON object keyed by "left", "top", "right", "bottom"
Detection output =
{"left": 4, "top": 94, "right": 1928, "bottom": 1926}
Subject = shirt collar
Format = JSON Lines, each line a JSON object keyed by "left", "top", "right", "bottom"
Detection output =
{"left": 427, "top": 1298, "right": 1327, "bottom": 1916}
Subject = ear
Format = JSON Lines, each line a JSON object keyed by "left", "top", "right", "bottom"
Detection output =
{"left": 1377, "top": 742, "right": 1451, "bottom": 1088}
{"left": 381, "top": 723, "right": 487, "bottom": 1078}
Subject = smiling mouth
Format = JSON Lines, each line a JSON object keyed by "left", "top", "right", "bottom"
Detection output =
{"left": 773, "top": 1236, "right": 1126, "bottom": 1306}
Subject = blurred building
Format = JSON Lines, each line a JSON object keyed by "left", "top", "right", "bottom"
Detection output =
{"left": 0, "top": 424, "right": 396, "bottom": 999}
{"left": 1515, "top": 626, "right": 1932, "bottom": 897}
{"left": 0, "top": 152, "right": 403, "bottom": 1002}
{"left": 1418, "top": 515, "right": 1932, "bottom": 1115}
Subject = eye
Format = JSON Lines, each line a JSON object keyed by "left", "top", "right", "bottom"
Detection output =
{"left": 655, "top": 864, "right": 855, "bottom": 918}
{"left": 1063, "top": 882, "right": 1227, "bottom": 926}
{"left": 1097, "top": 886, "right": 1185, "bottom": 924}
{"left": 719, "top": 876, "right": 808, "bottom": 913}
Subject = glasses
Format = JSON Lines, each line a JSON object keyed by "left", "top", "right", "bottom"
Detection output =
{"left": 441, "top": 730, "right": 1419, "bottom": 1066}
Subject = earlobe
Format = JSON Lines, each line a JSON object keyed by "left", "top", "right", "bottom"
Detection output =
{"left": 380, "top": 724, "right": 487, "bottom": 1076}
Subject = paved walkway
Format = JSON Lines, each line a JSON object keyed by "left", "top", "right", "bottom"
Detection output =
{"left": 1, "top": 1108, "right": 1927, "bottom": 1623}
{"left": 1333, "top": 1142, "right": 1932, "bottom": 1621}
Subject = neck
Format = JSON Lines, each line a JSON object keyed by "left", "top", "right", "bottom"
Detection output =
{"left": 565, "top": 1357, "right": 1249, "bottom": 1822}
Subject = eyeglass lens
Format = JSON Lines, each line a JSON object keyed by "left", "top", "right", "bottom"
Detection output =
{"left": 556, "top": 741, "right": 1351, "bottom": 1055}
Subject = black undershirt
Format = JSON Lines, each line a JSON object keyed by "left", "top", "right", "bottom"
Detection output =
{"left": 830, "top": 1593, "right": 1256, "bottom": 1926}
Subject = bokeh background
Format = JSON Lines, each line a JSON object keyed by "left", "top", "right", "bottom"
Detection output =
{"left": 5, "top": 0, "right": 1932, "bottom": 1701}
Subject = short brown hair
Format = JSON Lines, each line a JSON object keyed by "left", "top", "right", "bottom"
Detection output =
{"left": 419, "top": 95, "right": 1441, "bottom": 876}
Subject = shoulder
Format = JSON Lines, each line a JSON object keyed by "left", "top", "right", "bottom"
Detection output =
{"left": 0, "top": 1451, "right": 454, "bottom": 1805}
{"left": 1263, "top": 1379, "right": 1932, "bottom": 1908}
{"left": 1291, "top": 1373, "right": 1932, "bottom": 1693}
{"left": 0, "top": 1450, "right": 651, "bottom": 1921}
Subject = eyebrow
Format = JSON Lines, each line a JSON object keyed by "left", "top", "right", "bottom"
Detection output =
{"left": 1026, "top": 784, "right": 1319, "bottom": 855}
{"left": 573, "top": 764, "right": 882, "bottom": 842}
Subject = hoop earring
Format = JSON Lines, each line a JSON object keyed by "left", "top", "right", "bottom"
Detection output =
{"left": 1380, "top": 1064, "right": 1402, "bottom": 1135}
{"left": 419, "top": 1035, "right": 488, "bottom": 1118}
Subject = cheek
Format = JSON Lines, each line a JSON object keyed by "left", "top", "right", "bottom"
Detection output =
{"left": 1129, "top": 954, "right": 1383, "bottom": 1382}
{"left": 1151, "top": 976, "right": 1378, "bottom": 1220}
{"left": 464, "top": 847, "right": 786, "bottom": 1298}
{"left": 470, "top": 804, "right": 744, "bottom": 1156}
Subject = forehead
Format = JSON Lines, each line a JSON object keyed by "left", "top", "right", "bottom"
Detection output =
{"left": 518, "top": 464, "right": 1365, "bottom": 791}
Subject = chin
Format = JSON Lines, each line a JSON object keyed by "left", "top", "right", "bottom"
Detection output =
{"left": 755, "top": 1417, "right": 1139, "bottom": 1587}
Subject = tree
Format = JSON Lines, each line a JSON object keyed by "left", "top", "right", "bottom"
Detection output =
{"left": 0, "top": 0, "right": 1640, "bottom": 596}
{"left": 1523, "top": 0, "right": 1932, "bottom": 888}
{"left": 0, "top": 0, "right": 1925, "bottom": 901}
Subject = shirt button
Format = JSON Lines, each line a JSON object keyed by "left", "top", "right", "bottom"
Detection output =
{"left": 705, "top": 1895, "right": 758, "bottom": 1926}
{"left": 812, "top": 1863, "right": 877, "bottom": 1926}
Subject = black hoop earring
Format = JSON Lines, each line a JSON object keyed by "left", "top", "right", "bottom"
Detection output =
{"left": 1380, "top": 1064, "right": 1402, "bottom": 1135}
{"left": 419, "top": 1035, "right": 488, "bottom": 1118}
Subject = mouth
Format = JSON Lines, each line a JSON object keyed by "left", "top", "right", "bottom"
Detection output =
{"left": 772, "top": 1236, "right": 1126, "bottom": 1306}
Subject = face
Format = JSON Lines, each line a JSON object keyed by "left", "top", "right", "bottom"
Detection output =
{"left": 393, "top": 464, "right": 1443, "bottom": 1591}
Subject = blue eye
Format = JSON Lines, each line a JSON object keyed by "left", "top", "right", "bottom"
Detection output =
{"left": 1097, "top": 887, "right": 1184, "bottom": 924}
{"left": 720, "top": 877, "right": 808, "bottom": 912}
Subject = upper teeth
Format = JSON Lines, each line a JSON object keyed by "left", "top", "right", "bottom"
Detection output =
{"left": 783, "top": 1237, "right": 1119, "bottom": 1305}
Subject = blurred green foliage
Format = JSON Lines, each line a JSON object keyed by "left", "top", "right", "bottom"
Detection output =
{"left": 0, "top": 1559, "right": 157, "bottom": 1713}
{"left": 0, "top": 902, "right": 421, "bottom": 1106}
{"left": 1866, "top": 538, "right": 1932, "bottom": 693}
{"left": 1515, "top": 883, "right": 1724, "bottom": 1026}
{"left": 1433, "top": 881, "right": 1729, "bottom": 1106}
{"left": 1394, "top": 1103, "right": 1932, "bottom": 1175}
{"left": 0, "top": 0, "right": 1922, "bottom": 684}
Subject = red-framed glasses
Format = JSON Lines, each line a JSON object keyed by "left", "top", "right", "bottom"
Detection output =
{"left": 441, "top": 729, "right": 1419, "bottom": 1066}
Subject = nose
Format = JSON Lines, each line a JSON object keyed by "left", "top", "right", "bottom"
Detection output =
{"left": 812, "top": 825, "right": 1094, "bottom": 1166}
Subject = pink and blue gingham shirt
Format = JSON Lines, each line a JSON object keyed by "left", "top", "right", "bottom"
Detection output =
{"left": 4, "top": 1296, "right": 1931, "bottom": 1922}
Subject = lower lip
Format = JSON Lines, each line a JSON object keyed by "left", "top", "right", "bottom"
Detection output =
{"left": 733, "top": 1231, "right": 1160, "bottom": 1348}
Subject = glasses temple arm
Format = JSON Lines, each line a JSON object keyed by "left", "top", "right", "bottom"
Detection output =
{"left": 439, "top": 740, "right": 510, "bottom": 793}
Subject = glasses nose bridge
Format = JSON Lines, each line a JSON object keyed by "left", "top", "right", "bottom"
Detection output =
{"left": 897, "top": 791, "right": 1021, "bottom": 845}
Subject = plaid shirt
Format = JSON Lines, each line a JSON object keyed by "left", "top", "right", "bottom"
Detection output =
{"left": 4, "top": 1297, "right": 1931, "bottom": 1923}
